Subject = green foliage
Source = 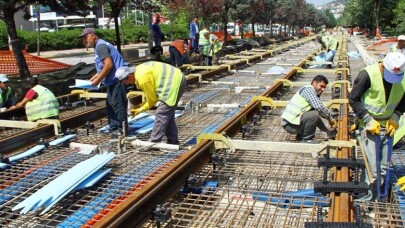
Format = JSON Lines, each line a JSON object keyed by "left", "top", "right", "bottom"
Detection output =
{"left": 0, "top": 24, "right": 189, "bottom": 51}
{"left": 323, "top": 10, "right": 337, "bottom": 28}
{"left": 394, "top": 0, "right": 405, "bottom": 33}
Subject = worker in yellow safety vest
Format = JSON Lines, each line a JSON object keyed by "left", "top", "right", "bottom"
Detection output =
{"left": 8, "top": 77, "right": 59, "bottom": 121}
{"left": 281, "top": 75, "right": 337, "bottom": 142}
{"left": 316, "top": 35, "right": 339, "bottom": 62}
{"left": 0, "top": 74, "right": 15, "bottom": 109}
{"left": 390, "top": 35, "right": 405, "bottom": 56}
{"left": 349, "top": 52, "right": 405, "bottom": 200}
{"left": 204, "top": 32, "right": 222, "bottom": 66}
{"left": 115, "top": 62, "right": 187, "bottom": 144}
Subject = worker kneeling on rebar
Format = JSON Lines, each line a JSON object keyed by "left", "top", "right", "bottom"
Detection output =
{"left": 8, "top": 77, "right": 59, "bottom": 121}
{"left": 281, "top": 75, "right": 337, "bottom": 143}
{"left": 116, "top": 62, "right": 187, "bottom": 145}
{"left": 349, "top": 52, "right": 405, "bottom": 201}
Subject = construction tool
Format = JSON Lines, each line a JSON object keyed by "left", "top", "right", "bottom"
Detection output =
{"left": 375, "top": 134, "right": 393, "bottom": 202}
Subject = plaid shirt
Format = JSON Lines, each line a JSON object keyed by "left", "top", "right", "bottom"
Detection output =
{"left": 300, "top": 86, "right": 332, "bottom": 121}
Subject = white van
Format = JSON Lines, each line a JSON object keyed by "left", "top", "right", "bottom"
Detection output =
{"left": 227, "top": 23, "right": 235, "bottom": 35}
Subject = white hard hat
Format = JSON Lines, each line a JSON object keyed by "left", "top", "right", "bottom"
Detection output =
{"left": 383, "top": 52, "right": 405, "bottom": 83}
{"left": 115, "top": 66, "right": 135, "bottom": 81}
{"left": 0, "top": 74, "right": 9, "bottom": 83}
{"left": 398, "top": 35, "right": 405, "bottom": 41}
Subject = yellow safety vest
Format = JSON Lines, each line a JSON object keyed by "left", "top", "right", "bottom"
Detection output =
{"left": 25, "top": 85, "right": 59, "bottom": 121}
{"left": 0, "top": 87, "right": 12, "bottom": 108}
{"left": 281, "top": 85, "right": 312, "bottom": 125}
{"left": 322, "top": 36, "right": 338, "bottom": 51}
{"left": 361, "top": 63, "right": 405, "bottom": 126}
{"left": 199, "top": 29, "right": 210, "bottom": 55}
{"left": 207, "top": 34, "right": 222, "bottom": 57}
{"left": 135, "top": 62, "right": 183, "bottom": 107}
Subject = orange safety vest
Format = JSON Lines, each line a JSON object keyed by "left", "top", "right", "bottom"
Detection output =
{"left": 171, "top": 40, "right": 186, "bottom": 56}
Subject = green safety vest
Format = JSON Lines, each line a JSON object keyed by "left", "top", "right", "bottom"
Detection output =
{"left": 0, "top": 87, "right": 12, "bottom": 108}
{"left": 207, "top": 34, "right": 222, "bottom": 57}
{"left": 136, "top": 62, "right": 183, "bottom": 107}
{"left": 25, "top": 85, "right": 59, "bottom": 121}
{"left": 281, "top": 85, "right": 312, "bottom": 125}
{"left": 199, "top": 29, "right": 210, "bottom": 55}
{"left": 361, "top": 63, "right": 405, "bottom": 126}
{"left": 322, "top": 36, "right": 338, "bottom": 51}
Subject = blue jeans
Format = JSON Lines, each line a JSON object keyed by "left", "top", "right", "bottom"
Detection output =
{"left": 106, "top": 81, "right": 128, "bottom": 133}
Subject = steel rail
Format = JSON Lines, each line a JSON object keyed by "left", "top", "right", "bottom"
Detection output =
{"left": 327, "top": 37, "right": 353, "bottom": 222}
{"left": 94, "top": 49, "right": 317, "bottom": 227}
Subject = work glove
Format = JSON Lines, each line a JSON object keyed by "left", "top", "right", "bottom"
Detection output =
{"left": 364, "top": 115, "right": 380, "bottom": 135}
{"left": 386, "top": 114, "right": 400, "bottom": 137}
{"left": 329, "top": 119, "right": 337, "bottom": 129}
{"left": 397, "top": 176, "right": 405, "bottom": 191}
{"left": 130, "top": 108, "right": 143, "bottom": 116}
{"left": 349, "top": 124, "right": 357, "bottom": 132}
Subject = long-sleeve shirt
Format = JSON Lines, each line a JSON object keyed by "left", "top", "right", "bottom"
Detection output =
{"left": 152, "top": 23, "right": 164, "bottom": 39}
{"left": 349, "top": 68, "right": 405, "bottom": 119}
{"left": 135, "top": 73, "right": 158, "bottom": 112}
{"left": 300, "top": 86, "right": 333, "bottom": 121}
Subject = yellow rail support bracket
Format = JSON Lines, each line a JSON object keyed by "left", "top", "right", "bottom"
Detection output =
{"left": 274, "top": 79, "right": 294, "bottom": 88}
{"left": 251, "top": 96, "right": 276, "bottom": 109}
{"left": 182, "top": 65, "right": 222, "bottom": 71}
{"left": 335, "top": 68, "right": 350, "bottom": 75}
{"left": 71, "top": 90, "right": 107, "bottom": 100}
{"left": 330, "top": 80, "right": 351, "bottom": 89}
{"left": 291, "top": 67, "right": 304, "bottom": 74}
{"left": 127, "top": 91, "right": 146, "bottom": 103}
{"left": 225, "top": 55, "right": 254, "bottom": 64}
{"left": 337, "top": 60, "right": 349, "bottom": 66}
{"left": 219, "top": 64, "right": 232, "bottom": 71}
{"left": 197, "top": 132, "right": 236, "bottom": 153}
{"left": 0, "top": 119, "right": 61, "bottom": 135}
{"left": 325, "top": 99, "right": 349, "bottom": 109}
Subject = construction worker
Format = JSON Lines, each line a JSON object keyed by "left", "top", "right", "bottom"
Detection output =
{"left": 117, "top": 62, "right": 187, "bottom": 144}
{"left": 390, "top": 35, "right": 405, "bottom": 55}
{"left": 79, "top": 28, "right": 128, "bottom": 135}
{"left": 349, "top": 52, "right": 405, "bottom": 201}
{"left": 169, "top": 39, "right": 188, "bottom": 67}
{"left": 316, "top": 35, "right": 339, "bottom": 62}
{"left": 281, "top": 75, "right": 337, "bottom": 142}
{"left": 0, "top": 74, "right": 15, "bottom": 109}
{"left": 8, "top": 77, "right": 59, "bottom": 121}
{"left": 204, "top": 32, "right": 222, "bottom": 66}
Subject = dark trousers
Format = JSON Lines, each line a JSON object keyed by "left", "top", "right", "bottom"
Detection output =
{"left": 190, "top": 34, "right": 199, "bottom": 53}
{"left": 154, "top": 38, "right": 162, "bottom": 46}
{"left": 283, "top": 110, "right": 323, "bottom": 140}
{"left": 169, "top": 46, "right": 183, "bottom": 67}
{"left": 150, "top": 75, "right": 187, "bottom": 143}
{"left": 106, "top": 81, "right": 128, "bottom": 133}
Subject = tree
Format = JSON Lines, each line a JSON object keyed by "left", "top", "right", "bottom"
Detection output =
{"left": 394, "top": 0, "right": 405, "bottom": 33}
{"left": 0, "top": 0, "right": 90, "bottom": 79}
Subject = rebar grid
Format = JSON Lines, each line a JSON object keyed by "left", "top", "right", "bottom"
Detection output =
{"left": 169, "top": 188, "right": 328, "bottom": 227}
{"left": 354, "top": 201, "right": 404, "bottom": 227}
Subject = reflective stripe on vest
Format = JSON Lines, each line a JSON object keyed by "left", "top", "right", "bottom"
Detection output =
{"left": 281, "top": 85, "right": 312, "bottom": 125}
{"left": 0, "top": 87, "right": 12, "bottom": 107}
{"left": 137, "top": 62, "right": 183, "bottom": 107}
{"left": 26, "top": 85, "right": 59, "bottom": 122}
{"left": 361, "top": 63, "right": 405, "bottom": 126}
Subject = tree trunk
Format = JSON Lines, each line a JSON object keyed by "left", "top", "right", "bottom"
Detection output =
{"left": 113, "top": 12, "right": 121, "bottom": 53}
{"left": 222, "top": 3, "right": 229, "bottom": 46}
{"left": 4, "top": 11, "right": 31, "bottom": 79}
{"left": 374, "top": 0, "right": 381, "bottom": 36}
{"left": 252, "top": 21, "right": 255, "bottom": 37}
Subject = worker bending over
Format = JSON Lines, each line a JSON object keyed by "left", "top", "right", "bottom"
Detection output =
{"left": 281, "top": 75, "right": 337, "bottom": 142}
{"left": 117, "top": 62, "right": 187, "bottom": 144}
{"left": 316, "top": 35, "right": 338, "bottom": 62}
{"left": 9, "top": 77, "right": 59, "bottom": 121}
{"left": 349, "top": 52, "right": 405, "bottom": 200}
{"left": 0, "top": 74, "right": 15, "bottom": 109}
{"left": 390, "top": 35, "right": 405, "bottom": 55}
{"left": 169, "top": 39, "right": 188, "bottom": 67}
